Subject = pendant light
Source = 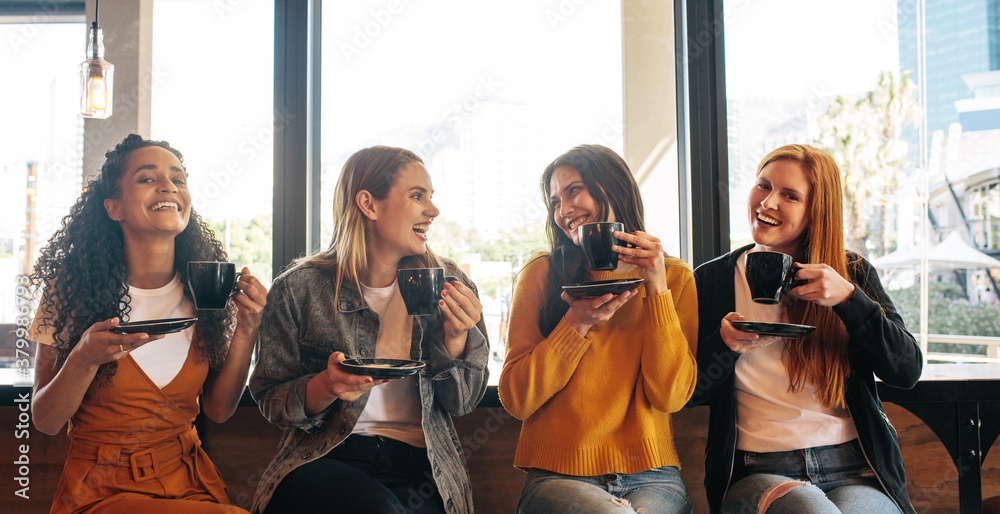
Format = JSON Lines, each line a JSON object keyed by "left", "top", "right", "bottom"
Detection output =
{"left": 79, "top": 0, "right": 114, "bottom": 119}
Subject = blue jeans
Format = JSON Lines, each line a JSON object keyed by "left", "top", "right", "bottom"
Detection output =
{"left": 516, "top": 466, "right": 692, "bottom": 514}
{"left": 721, "top": 439, "right": 900, "bottom": 513}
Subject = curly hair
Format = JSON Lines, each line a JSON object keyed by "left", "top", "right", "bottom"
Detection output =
{"left": 30, "top": 133, "right": 235, "bottom": 384}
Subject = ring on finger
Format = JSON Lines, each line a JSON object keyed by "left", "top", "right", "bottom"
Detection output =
{"left": 119, "top": 344, "right": 125, "bottom": 353}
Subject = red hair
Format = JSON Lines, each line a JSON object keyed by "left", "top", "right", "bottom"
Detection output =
{"left": 757, "top": 144, "right": 850, "bottom": 408}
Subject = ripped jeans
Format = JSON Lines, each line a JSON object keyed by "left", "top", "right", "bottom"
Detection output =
{"left": 516, "top": 466, "right": 692, "bottom": 514}
{"left": 721, "top": 439, "right": 900, "bottom": 513}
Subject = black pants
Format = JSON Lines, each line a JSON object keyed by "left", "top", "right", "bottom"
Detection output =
{"left": 264, "top": 435, "right": 447, "bottom": 514}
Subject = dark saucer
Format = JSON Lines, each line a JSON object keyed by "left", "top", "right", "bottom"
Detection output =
{"left": 341, "top": 358, "right": 426, "bottom": 379}
{"left": 731, "top": 321, "right": 815, "bottom": 338}
{"left": 562, "top": 278, "right": 643, "bottom": 299}
{"left": 109, "top": 317, "right": 198, "bottom": 335}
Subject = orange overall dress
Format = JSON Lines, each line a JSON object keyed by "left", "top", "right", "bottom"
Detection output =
{"left": 50, "top": 342, "right": 246, "bottom": 513}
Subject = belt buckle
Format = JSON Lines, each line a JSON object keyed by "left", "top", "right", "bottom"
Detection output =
{"left": 129, "top": 448, "right": 159, "bottom": 482}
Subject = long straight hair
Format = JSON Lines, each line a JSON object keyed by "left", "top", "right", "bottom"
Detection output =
{"left": 295, "top": 146, "right": 441, "bottom": 300}
{"left": 759, "top": 144, "right": 851, "bottom": 407}
{"left": 537, "top": 144, "right": 646, "bottom": 335}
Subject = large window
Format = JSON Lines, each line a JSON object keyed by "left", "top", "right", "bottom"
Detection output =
{"left": 321, "top": 2, "right": 625, "bottom": 380}
{"left": 0, "top": 23, "right": 84, "bottom": 350}
{"left": 721, "top": 0, "right": 1000, "bottom": 363}
{"left": 152, "top": 0, "right": 275, "bottom": 285}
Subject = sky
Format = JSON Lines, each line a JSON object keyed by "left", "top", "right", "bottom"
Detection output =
{"left": 724, "top": 0, "right": 899, "bottom": 101}
{"left": 722, "top": 0, "right": 900, "bottom": 239}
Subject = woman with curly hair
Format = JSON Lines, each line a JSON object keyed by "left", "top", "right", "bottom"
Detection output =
{"left": 29, "top": 133, "right": 267, "bottom": 513}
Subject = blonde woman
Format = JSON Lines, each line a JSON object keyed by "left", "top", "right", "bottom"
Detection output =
{"left": 688, "top": 144, "right": 921, "bottom": 513}
{"left": 249, "top": 146, "right": 489, "bottom": 514}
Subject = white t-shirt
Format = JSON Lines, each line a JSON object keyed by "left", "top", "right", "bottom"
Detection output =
{"left": 125, "top": 275, "right": 195, "bottom": 389}
{"left": 733, "top": 251, "right": 857, "bottom": 452}
{"left": 352, "top": 280, "right": 426, "bottom": 448}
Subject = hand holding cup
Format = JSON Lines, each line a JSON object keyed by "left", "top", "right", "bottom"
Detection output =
{"left": 784, "top": 262, "right": 856, "bottom": 307}
{"left": 612, "top": 230, "right": 668, "bottom": 297}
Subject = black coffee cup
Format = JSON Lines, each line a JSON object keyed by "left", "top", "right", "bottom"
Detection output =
{"left": 578, "top": 222, "right": 627, "bottom": 271}
{"left": 397, "top": 267, "right": 458, "bottom": 316}
{"left": 187, "top": 261, "right": 244, "bottom": 310}
{"left": 744, "top": 251, "right": 797, "bottom": 304}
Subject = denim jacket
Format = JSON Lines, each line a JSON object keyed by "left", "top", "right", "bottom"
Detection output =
{"left": 248, "top": 259, "right": 490, "bottom": 514}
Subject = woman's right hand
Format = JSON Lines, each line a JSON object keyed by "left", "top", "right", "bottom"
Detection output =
{"left": 67, "top": 317, "right": 164, "bottom": 370}
{"left": 561, "top": 289, "right": 638, "bottom": 337}
{"left": 320, "top": 351, "right": 388, "bottom": 403}
{"left": 720, "top": 312, "right": 780, "bottom": 354}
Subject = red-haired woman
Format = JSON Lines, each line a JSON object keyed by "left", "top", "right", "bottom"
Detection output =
{"left": 688, "top": 144, "right": 921, "bottom": 513}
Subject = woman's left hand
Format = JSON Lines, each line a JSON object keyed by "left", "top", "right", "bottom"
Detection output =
{"left": 233, "top": 267, "right": 267, "bottom": 337}
{"left": 439, "top": 279, "right": 483, "bottom": 359}
{"left": 613, "top": 230, "right": 668, "bottom": 296}
{"left": 787, "top": 263, "right": 855, "bottom": 308}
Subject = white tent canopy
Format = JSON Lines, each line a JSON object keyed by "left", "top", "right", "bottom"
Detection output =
{"left": 871, "top": 231, "right": 1000, "bottom": 270}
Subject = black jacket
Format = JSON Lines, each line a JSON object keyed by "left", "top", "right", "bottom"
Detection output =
{"left": 687, "top": 244, "right": 921, "bottom": 513}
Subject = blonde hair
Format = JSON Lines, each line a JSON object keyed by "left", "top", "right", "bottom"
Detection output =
{"left": 757, "top": 144, "right": 851, "bottom": 407}
{"left": 296, "top": 146, "right": 441, "bottom": 299}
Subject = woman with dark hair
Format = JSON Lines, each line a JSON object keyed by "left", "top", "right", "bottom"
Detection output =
{"left": 29, "top": 133, "right": 267, "bottom": 513}
{"left": 688, "top": 144, "right": 920, "bottom": 513}
{"left": 499, "top": 144, "right": 698, "bottom": 513}
{"left": 249, "top": 146, "right": 489, "bottom": 514}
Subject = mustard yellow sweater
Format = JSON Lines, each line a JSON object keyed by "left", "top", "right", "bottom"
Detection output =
{"left": 499, "top": 254, "right": 698, "bottom": 476}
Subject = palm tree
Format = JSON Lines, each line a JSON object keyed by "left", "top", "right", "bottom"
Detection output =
{"left": 815, "top": 71, "right": 920, "bottom": 256}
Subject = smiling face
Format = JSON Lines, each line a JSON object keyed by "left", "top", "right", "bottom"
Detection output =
{"left": 103, "top": 145, "right": 191, "bottom": 241}
{"left": 748, "top": 158, "right": 812, "bottom": 258}
{"left": 549, "top": 165, "right": 615, "bottom": 246}
{"left": 364, "top": 161, "right": 440, "bottom": 264}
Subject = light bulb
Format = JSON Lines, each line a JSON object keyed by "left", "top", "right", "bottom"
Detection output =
{"left": 86, "top": 75, "right": 108, "bottom": 111}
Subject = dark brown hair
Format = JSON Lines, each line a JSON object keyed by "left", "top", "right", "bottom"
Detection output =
{"left": 537, "top": 144, "right": 645, "bottom": 335}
